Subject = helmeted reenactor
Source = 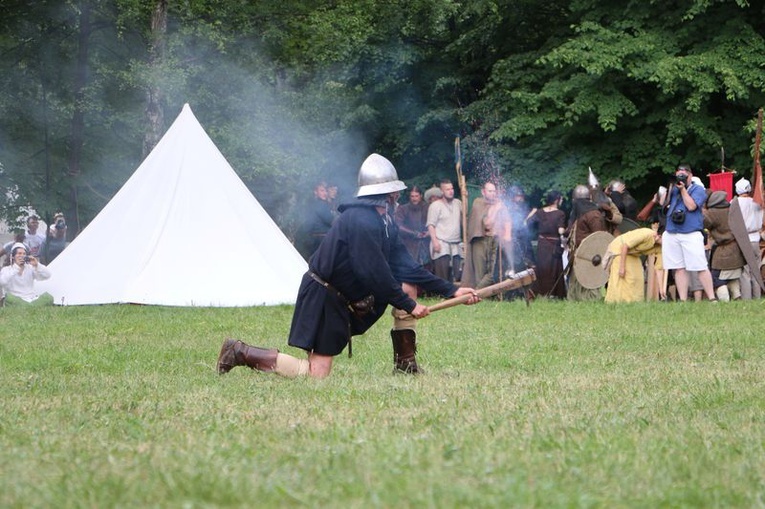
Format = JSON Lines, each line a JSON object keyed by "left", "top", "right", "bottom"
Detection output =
{"left": 566, "top": 184, "right": 610, "bottom": 301}
{"left": 216, "top": 153, "right": 479, "bottom": 378}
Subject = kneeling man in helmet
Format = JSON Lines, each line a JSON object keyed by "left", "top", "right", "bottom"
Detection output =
{"left": 217, "top": 153, "right": 480, "bottom": 379}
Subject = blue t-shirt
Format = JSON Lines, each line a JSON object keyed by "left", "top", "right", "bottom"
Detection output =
{"left": 665, "top": 184, "right": 706, "bottom": 233}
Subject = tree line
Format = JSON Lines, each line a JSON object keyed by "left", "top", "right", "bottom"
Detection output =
{"left": 1, "top": 0, "right": 763, "bottom": 238}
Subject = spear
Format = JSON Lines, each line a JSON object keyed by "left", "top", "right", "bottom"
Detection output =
{"left": 752, "top": 108, "right": 763, "bottom": 208}
{"left": 455, "top": 137, "right": 468, "bottom": 262}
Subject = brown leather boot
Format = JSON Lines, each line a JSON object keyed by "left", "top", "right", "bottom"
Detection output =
{"left": 217, "top": 338, "right": 278, "bottom": 374}
{"left": 391, "top": 329, "right": 421, "bottom": 374}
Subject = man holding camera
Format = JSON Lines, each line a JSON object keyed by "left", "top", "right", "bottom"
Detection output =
{"left": 662, "top": 164, "right": 716, "bottom": 302}
{"left": 0, "top": 243, "right": 53, "bottom": 306}
{"left": 47, "top": 212, "right": 68, "bottom": 263}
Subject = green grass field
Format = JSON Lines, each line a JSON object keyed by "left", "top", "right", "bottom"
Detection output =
{"left": 1, "top": 299, "right": 764, "bottom": 508}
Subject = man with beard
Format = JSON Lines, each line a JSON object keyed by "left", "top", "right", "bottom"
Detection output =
{"left": 427, "top": 179, "right": 464, "bottom": 282}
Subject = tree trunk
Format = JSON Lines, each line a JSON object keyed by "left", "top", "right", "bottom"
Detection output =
{"left": 66, "top": 0, "right": 92, "bottom": 236}
{"left": 143, "top": 0, "right": 168, "bottom": 157}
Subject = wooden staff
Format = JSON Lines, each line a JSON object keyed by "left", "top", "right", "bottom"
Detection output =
{"left": 427, "top": 269, "right": 536, "bottom": 312}
{"left": 455, "top": 137, "right": 468, "bottom": 249}
{"left": 752, "top": 108, "right": 764, "bottom": 210}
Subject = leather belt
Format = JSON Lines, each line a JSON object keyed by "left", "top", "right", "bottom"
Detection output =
{"left": 308, "top": 271, "right": 353, "bottom": 357}
{"left": 308, "top": 271, "right": 348, "bottom": 305}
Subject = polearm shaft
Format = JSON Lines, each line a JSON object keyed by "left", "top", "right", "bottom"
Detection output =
{"left": 455, "top": 136, "right": 468, "bottom": 249}
{"left": 427, "top": 269, "right": 536, "bottom": 312}
{"left": 753, "top": 108, "right": 764, "bottom": 209}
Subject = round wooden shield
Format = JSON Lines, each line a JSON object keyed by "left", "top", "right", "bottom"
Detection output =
{"left": 573, "top": 231, "right": 614, "bottom": 289}
{"left": 617, "top": 217, "right": 641, "bottom": 234}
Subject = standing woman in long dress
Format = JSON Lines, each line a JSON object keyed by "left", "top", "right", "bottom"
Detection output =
{"left": 527, "top": 191, "right": 567, "bottom": 298}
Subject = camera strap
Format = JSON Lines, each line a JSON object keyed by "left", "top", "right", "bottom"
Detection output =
{"left": 668, "top": 183, "right": 694, "bottom": 214}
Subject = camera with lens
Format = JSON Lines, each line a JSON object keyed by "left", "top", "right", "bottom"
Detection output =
{"left": 669, "top": 174, "right": 689, "bottom": 187}
{"left": 23, "top": 255, "right": 32, "bottom": 263}
{"left": 55, "top": 218, "right": 66, "bottom": 229}
{"left": 671, "top": 208, "right": 686, "bottom": 225}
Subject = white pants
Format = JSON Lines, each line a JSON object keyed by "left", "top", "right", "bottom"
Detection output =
{"left": 662, "top": 231, "right": 708, "bottom": 271}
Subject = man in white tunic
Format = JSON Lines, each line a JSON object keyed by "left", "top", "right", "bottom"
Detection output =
{"left": 427, "top": 178, "right": 463, "bottom": 282}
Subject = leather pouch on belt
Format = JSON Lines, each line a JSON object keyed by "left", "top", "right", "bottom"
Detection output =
{"left": 349, "top": 294, "right": 375, "bottom": 318}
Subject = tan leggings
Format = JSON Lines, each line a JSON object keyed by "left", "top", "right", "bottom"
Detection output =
{"left": 392, "top": 282, "right": 418, "bottom": 330}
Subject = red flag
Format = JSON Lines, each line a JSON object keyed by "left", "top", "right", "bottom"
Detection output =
{"left": 753, "top": 108, "right": 764, "bottom": 208}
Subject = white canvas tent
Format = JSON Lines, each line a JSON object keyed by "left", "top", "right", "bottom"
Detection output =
{"left": 37, "top": 104, "right": 307, "bottom": 306}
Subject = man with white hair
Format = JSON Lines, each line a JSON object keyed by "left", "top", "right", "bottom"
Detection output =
{"left": 732, "top": 178, "right": 763, "bottom": 299}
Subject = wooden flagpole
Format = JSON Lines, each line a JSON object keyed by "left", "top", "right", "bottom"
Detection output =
{"left": 752, "top": 108, "right": 764, "bottom": 209}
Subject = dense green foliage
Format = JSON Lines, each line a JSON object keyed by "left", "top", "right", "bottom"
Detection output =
{"left": 472, "top": 0, "right": 765, "bottom": 197}
{"left": 1, "top": 0, "right": 764, "bottom": 233}
{"left": 1, "top": 299, "right": 763, "bottom": 507}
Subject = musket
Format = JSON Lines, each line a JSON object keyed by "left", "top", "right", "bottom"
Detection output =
{"left": 427, "top": 269, "right": 536, "bottom": 312}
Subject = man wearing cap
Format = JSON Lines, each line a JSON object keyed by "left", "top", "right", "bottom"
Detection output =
{"left": 0, "top": 243, "right": 53, "bottom": 306}
{"left": 216, "top": 154, "right": 479, "bottom": 379}
{"left": 732, "top": 178, "right": 763, "bottom": 299}
{"left": 423, "top": 186, "right": 443, "bottom": 204}
{"left": 662, "top": 164, "right": 716, "bottom": 301}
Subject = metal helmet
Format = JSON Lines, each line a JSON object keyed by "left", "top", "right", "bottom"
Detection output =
{"left": 356, "top": 153, "right": 407, "bottom": 197}
{"left": 573, "top": 185, "right": 590, "bottom": 200}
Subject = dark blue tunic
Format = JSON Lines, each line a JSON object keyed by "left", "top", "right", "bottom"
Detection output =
{"left": 288, "top": 201, "right": 457, "bottom": 356}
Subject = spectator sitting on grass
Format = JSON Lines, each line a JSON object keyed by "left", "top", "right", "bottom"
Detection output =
{"left": 0, "top": 243, "right": 54, "bottom": 306}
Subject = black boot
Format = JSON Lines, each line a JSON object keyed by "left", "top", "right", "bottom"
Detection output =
{"left": 391, "top": 329, "right": 421, "bottom": 374}
{"left": 217, "top": 338, "right": 278, "bottom": 374}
